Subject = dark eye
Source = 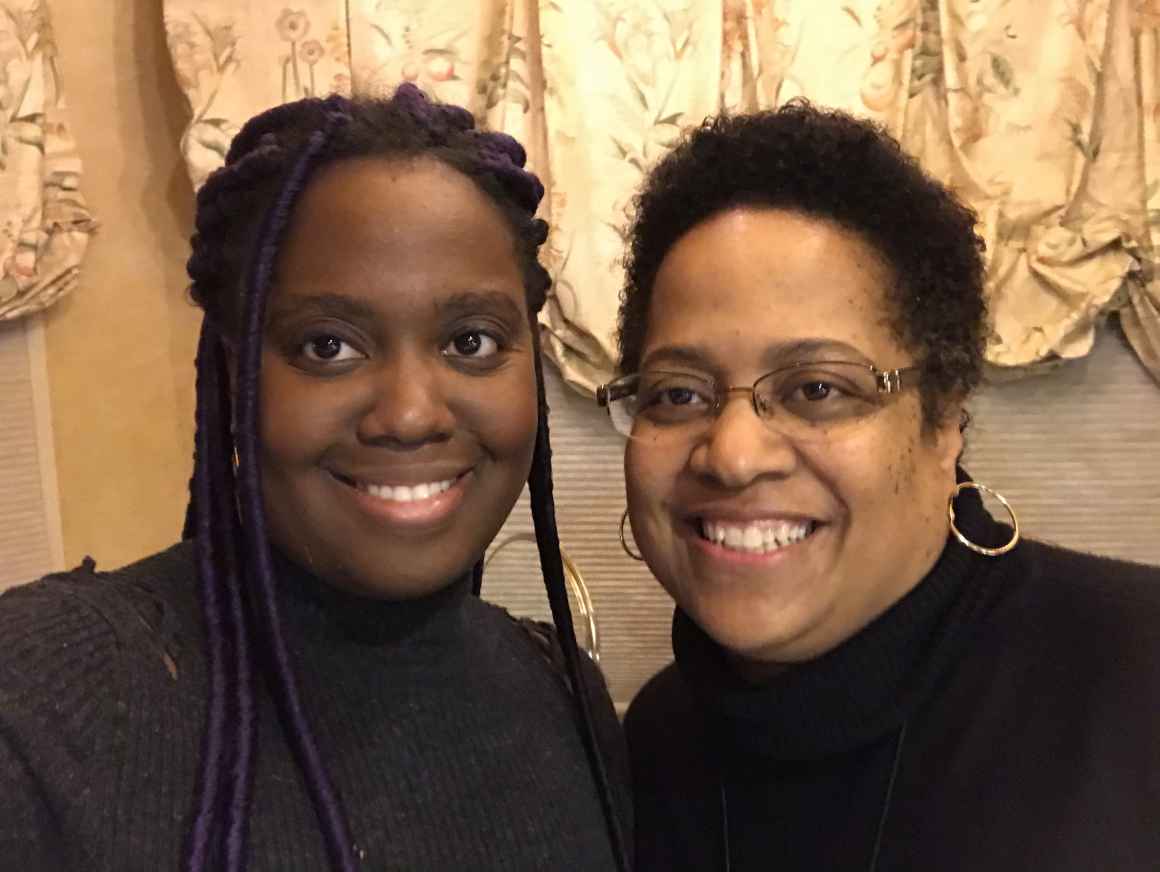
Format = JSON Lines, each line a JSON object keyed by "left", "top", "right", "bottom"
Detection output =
{"left": 661, "top": 387, "right": 698, "bottom": 406}
{"left": 800, "top": 381, "right": 834, "bottom": 402}
{"left": 444, "top": 330, "right": 499, "bottom": 359}
{"left": 301, "top": 335, "right": 363, "bottom": 362}
{"left": 640, "top": 384, "right": 708, "bottom": 409}
{"left": 635, "top": 373, "right": 714, "bottom": 424}
{"left": 777, "top": 371, "right": 876, "bottom": 424}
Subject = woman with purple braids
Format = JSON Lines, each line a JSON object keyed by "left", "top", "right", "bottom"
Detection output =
{"left": 0, "top": 86, "right": 631, "bottom": 872}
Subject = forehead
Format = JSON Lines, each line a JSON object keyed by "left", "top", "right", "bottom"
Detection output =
{"left": 272, "top": 156, "right": 525, "bottom": 318}
{"left": 642, "top": 207, "right": 907, "bottom": 371}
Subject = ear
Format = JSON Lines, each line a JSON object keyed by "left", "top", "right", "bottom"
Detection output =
{"left": 931, "top": 401, "right": 965, "bottom": 476}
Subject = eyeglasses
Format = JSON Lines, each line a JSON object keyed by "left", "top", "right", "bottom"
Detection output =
{"left": 596, "top": 360, "right": 921, "bottom": 442}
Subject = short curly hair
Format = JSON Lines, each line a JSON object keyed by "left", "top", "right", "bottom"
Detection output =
{"left": 617, "top": 100, "right": 988, "bottom": 428}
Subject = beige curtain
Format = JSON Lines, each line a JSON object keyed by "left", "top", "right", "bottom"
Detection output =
{"left": 163, "top": 1, "right": 1160, "bottom": 390}
{"left": 1123, "top": 0, "right": 1160, "bottom": 378}
{"left": 0, "top": 0, "right": 95, "bottom": 321}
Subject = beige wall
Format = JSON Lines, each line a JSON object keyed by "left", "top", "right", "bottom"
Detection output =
{"left": 45, "top": 0, "right": 199, "bottom": 570}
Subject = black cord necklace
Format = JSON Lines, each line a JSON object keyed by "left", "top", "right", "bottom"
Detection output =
{"left": 719, "top": 720, "right": 909, "bottom": 872}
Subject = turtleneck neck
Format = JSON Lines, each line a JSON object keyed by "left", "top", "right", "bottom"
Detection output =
{"left": 673, "top": 471, "right": 1014, "bottom": 761}
{"left": 268, "top": 546, "right": 474, "bottom": 647}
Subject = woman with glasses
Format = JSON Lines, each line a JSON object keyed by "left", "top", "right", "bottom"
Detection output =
{"left": 602, "top": 102, "right": 1160, "bottom": 872}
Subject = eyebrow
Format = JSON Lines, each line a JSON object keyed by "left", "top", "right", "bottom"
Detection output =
{"left": 434, "top": 290, "right": 525, "bottom": 323}
{"left": 266, "top": 292, "right": 378, "bottom": 325}
{"left": 641, "top": 338, "right": 874, "bottom": 372}
{"left": 765, "top": 338, "right": 874, "bottom": 366}
{"left": 265, "top": 290, "right": 526, "bottom": 326}
{"left": 640, "top": 344, "right": 713, "bottom": 372}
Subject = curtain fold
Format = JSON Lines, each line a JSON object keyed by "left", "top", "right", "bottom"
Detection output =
{"left": 163, "top": 0, "right": 1160, "bottom": 389}
{"left": 1120, "top": 0, "right": 1160, "bottom": 384}
{"left": 0, "top": 0, "right": 95, "bottom": 322}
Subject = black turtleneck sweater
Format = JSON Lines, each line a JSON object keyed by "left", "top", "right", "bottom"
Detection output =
{"left": 625, "top": 485, "right": 1160, "bottom": 872}
{"left": 0, "top": 541, "right": 630, "bottom": 871}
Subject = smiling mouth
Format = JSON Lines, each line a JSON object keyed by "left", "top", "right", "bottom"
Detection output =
{"left": 329, "top": 472, "right": 465, "bottom": 504}
{"left": 697, "top": 518, "right": 820, "bottom": 555}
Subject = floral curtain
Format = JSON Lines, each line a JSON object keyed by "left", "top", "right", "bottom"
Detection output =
{"left": 0, "top": 0, "right": 95, "bottom": 321}
{"left": 163, "top": 0, "right": 1160, "bottom": 389}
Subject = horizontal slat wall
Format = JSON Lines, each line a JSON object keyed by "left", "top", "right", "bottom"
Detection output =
{"left": 483, "top": 325, "right": 1160, "bottom": 705}
{"left": 482, "top": 365, "right": 669, "bottom": 703}
{"left": 966, "top": 327, "right": 1160, "bottom": 564}
{"left": 0, "top": 319, "right": 58, "bottom": 591}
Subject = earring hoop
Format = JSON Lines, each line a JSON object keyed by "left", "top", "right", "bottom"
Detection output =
{"left": 948, "top": 481, "right": 1020, "bottom": 557}
{"left": 619, "top": 508, "right": 644, "bottom": 562}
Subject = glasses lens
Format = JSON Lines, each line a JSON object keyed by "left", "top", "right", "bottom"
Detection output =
{"left": 635, "top": 371, "right": 715, "bottom": 425}
{"left": 606, "top": 371, "right": 716, "bottom": 440}
{"left": 608, "top": 364, "right": 896, "bottom": 442}
{"left": 601, "top": 375, "right": 639, "bottom": 438}
{"left": 754, "top": 362, "right": 883, "bottom": 438}
{"left": 607, "top": 397, "right": 636, "bottom": 437}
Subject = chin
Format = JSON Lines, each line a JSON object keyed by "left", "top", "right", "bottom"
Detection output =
{"left": 686, "top": 589, "right": 822, "bottom": 664}
{"left": 707, "top": 622, "right": 789, "bottom": 662}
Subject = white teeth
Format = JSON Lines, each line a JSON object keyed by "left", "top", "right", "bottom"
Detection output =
{"left": 700, "top": 519, "right": 815, "bottom": 554}
{"left": 360, "top": 478, "right": 454, "bottom": 502}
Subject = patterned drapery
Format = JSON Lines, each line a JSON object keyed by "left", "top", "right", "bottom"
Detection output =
{"left": 0, "top": 0, "right": 95, "bottom": 321}
{"left": 163, "top": 0, "right": 1160, "bottom": 389}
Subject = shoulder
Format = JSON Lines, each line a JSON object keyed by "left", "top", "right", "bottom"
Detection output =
{"left": 1023, "top": 536, "right": 1160, "bottom": 591}
{"left": 472, "top": 599, "right": 616, "bottom": 710}
{"left": 468, "top": 599, "right": 634, "bottom": 836}
{"left": 2, "top": 539, "right": 198, "bottom": 610}
{"left": 961, "top": 539, "right": 1160, "bottom": 725}
{"left": 466, "top": 597, "right": 578, "bottom": 682}
{"left": 0, "top": 542, "right": 201, "bottom": 732}
{"left": 912, "top": 544, "right": 1160, "bottom": 856}
{"left": 992, "top": 539, "right": 1160, "bottom": 651}
{"left": 1, "top": 540, "right": 200, "bottom": 645}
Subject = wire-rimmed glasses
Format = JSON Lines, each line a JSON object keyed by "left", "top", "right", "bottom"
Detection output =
{"left": 596, "top": 361, "right": 921, "bottom": 442}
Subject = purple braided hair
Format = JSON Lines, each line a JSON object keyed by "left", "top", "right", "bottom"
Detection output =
{"left": 232, "top": 105, "right": 358, "bottom": 872}
{"left": 183, "top": 85, "right": 628, "bottom": 872}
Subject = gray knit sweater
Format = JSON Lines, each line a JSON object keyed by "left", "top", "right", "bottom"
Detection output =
{"left": 0, "top": 541, "right": 630, "bottom": 871}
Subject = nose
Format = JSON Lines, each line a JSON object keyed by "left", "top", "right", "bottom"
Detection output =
{"left": 355, "top": 351, "right": 454, "bottom": 448}
{"left": 688, "top": 392, "right": 797, "bottom": 488}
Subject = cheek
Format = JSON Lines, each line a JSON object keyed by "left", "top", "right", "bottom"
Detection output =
{"left": 624, "top": 438, "right": 687, "bottom": 537}
{"left": 842, "top": 422, "right": 944, "bottom": 533}
{"left": 814, "top": 421, "right": 919, "bottom": 521}
{"left": 257, "top": 359, "right": 359, "bottom": 470}
{"left": 258, "top": 369, "right": 309, "bottom": 467}
{"left": 624, "top": 442, "right": 661, "bottom": 507}
{"left": 462, "top": 363, "right": 539, "bottom": 464}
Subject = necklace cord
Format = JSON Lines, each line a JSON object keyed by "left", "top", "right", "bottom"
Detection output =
{"left": 868, "top": 720, "right": 909, "bottom": 872}
{"left": 719, "top": 720, "right": 909, "bottom": 872}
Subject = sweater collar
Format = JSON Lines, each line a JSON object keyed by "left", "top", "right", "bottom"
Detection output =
{"left": 673, "top": 470, "right": 1013, "bottom": 761}
{"left": 269, "top": 546, "right": 474, "bottom": 647}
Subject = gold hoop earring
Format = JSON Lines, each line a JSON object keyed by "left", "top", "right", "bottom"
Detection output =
{"left": 619, "top": 508, "right": 644, "bottom": 562}
{"left": 948, "top": 481, "right": 1020, "bottom": 557}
